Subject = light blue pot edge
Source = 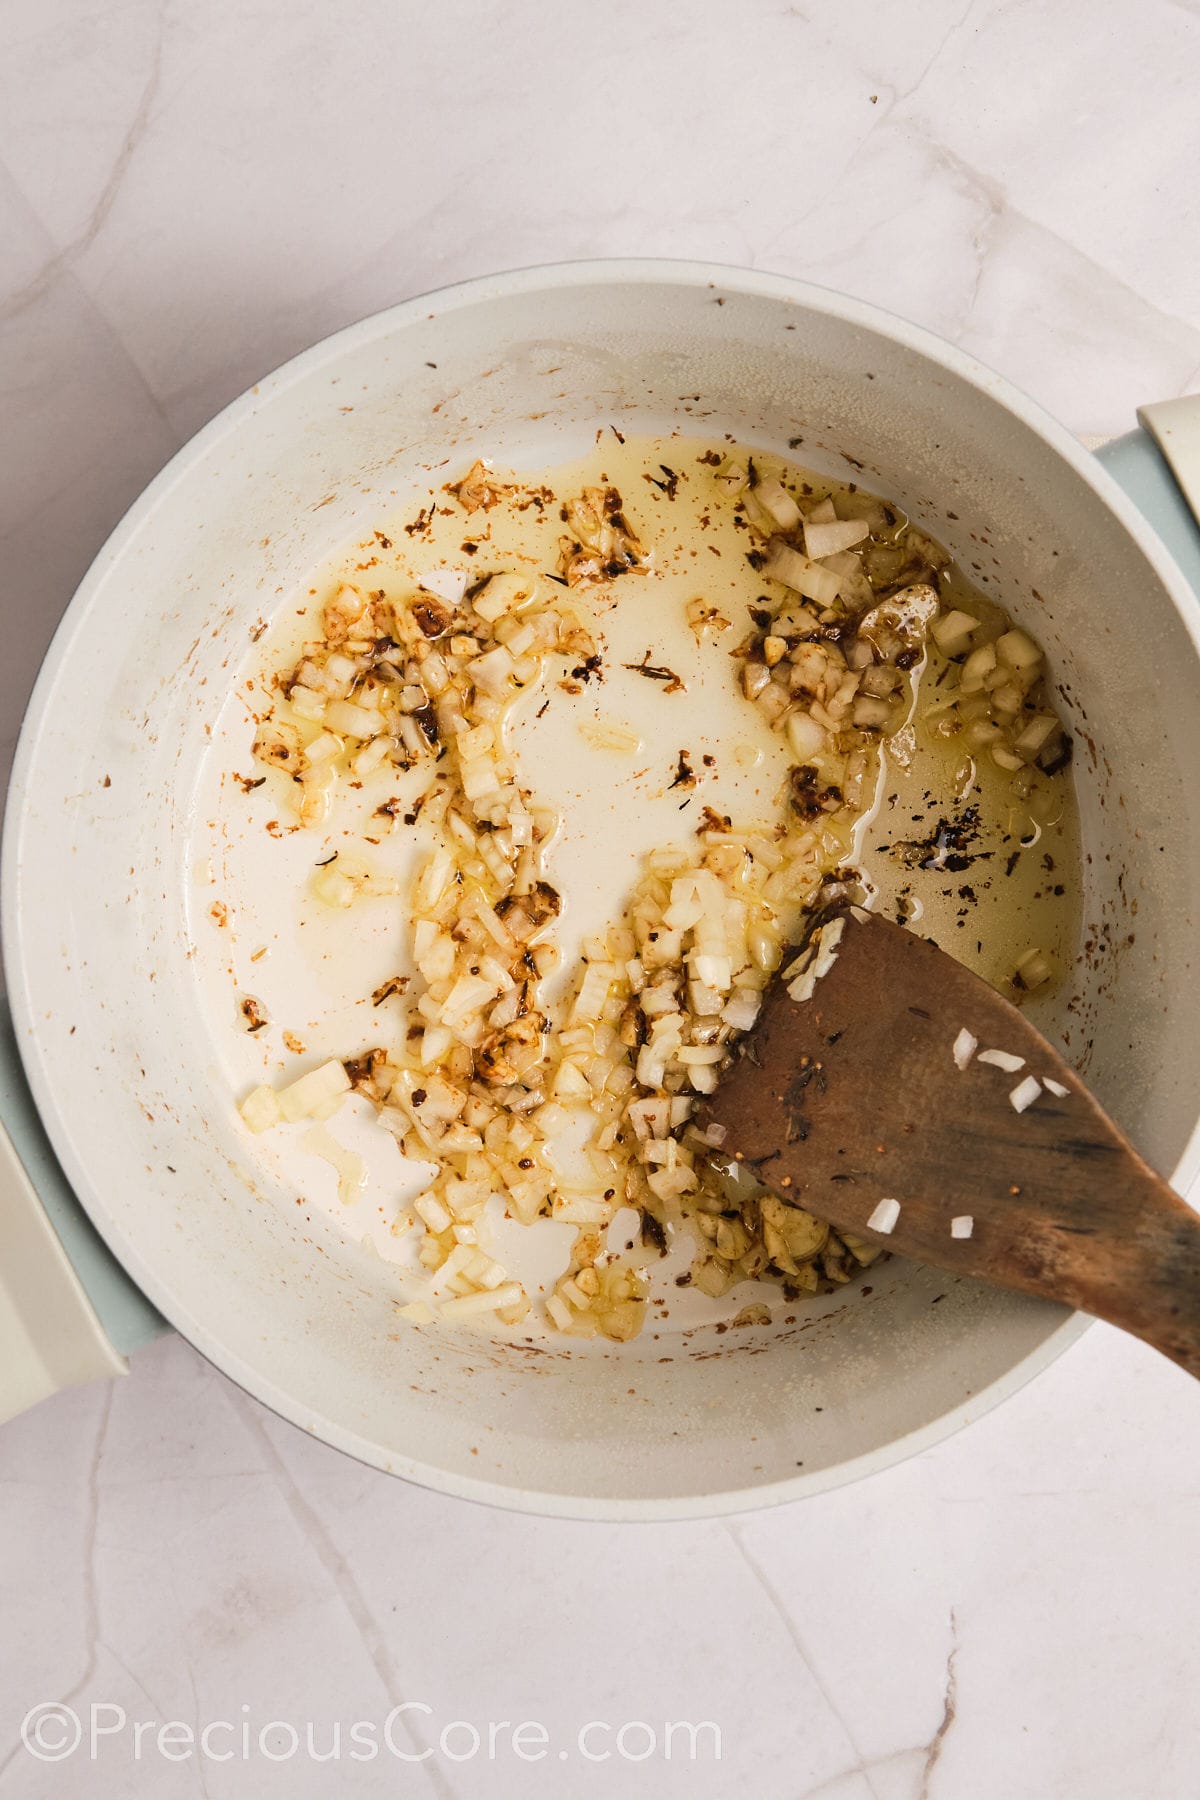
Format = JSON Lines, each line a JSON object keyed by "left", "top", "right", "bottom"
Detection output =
{"left": 0, "top": 999, "right": 165, "bottom": 1353}
{"left": 1095, "top": 428, "right": 1200, "bottom": 599}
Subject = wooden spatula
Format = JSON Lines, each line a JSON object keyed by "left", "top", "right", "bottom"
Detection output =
{"left": 699, "top": 907, "right": 1200, "bottom": 1377}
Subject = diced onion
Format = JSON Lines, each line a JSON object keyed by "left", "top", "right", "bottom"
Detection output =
{"left": 473, "top": 571, "right": 540, "bottom": 623}
{"left": 786, "top": 917, "right": 844, "bottom": 1002}
{"left": 752, "top": 477, "right": 802, "bottom": 531}
{"left": 852, "top": 694, "right": 892, "bottom": 730}
{"left": 803, "top": 517, "right": 869, "bottom": 559}
{"left": 867, "top": 1197, "right": 901, "bottom": 1234}
{"left": 1014, "top": 947, "right": 1053, "bottom": 991}
{"left": 1009, "top": 1075, "right": 1042, "bottom": 1113}
{"left": 546, "top": 1293, "right": 573, "bottom": 1330}
{"left": 931, "top": 610, "right": 979, "bottom": 656}
{"left": 570, "top": 964, "right": 614, "bottom": 1024}
{"left": 324, "top": 698, "right": 383, "bottom": 739}
{"left": 960, "top": 643, "right": 996, "bottom": 695}
{"left": 977, "top": 1048, "right": 1025, "bottom": 1073}
{"left": 579, "top": 718, "right": 642, "bottom": 754}
{"left": 440, "top": 1282, "right": 525, "bottom": 1319}
{"left": 552, "top": 1194, "right": 612, "bottom": 1224}
{"left": 687, "top": 1065, "right": 720, "bottom": 1095}
{"left": 288, "top": 686, "right": 327, "bottom": 722}
{"left": 239, "top": 1084, "right": 281, "bottom": 1133}
{"left": 420, "top": 566, "right": 469, "bottom": 605}
{"left": 722, "top": 991, "right": 761, "bottom": 1031}
{"left": 277, "top": 1060, "right": 351, "bottom": 1123}
{"left": 305, "top": 730, "right": 344, "bottom": 765}
{"left": 996, "top": 628, "right": 1041, "bottom": 672}
{"left": 414, "top": 1190, "right": 453, "bottom": 1234}
{"left": 785, "top": 710, "right": 827, "bottom": 764}
{"left": 764, "top": 541, "right": 842, "bottom": 608}
{"left": 553, "top": 1061, "right": 592, "bottom": 1099}
{"left": 1013, "top": 714, "right": 1058, "bottom": 761}
{"left": 310, "top": 862, "right": 360, "bottom": 909}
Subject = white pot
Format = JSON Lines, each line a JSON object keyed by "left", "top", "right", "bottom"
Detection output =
{"left": 5, "top": 262, "right": 1200, "bottom": 1518}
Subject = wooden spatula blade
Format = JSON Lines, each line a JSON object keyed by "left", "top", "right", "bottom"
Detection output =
{"left": 700, "top": 909, "right": 1200, "bottom": 1377}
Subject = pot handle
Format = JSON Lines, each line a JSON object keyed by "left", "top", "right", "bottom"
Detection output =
{"left": 1138, "top": 395, "right": 1200, "bottom": 531}
{"left": 1096, "top": 398, "right": 1200, "bottom": 606}
{"left": 0, "top": 1113, "right": 126, "bottom": 1424}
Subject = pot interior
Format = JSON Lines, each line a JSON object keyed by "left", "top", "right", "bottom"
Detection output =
{"left": 7, "top": 268, "right": 1200, "bottom": 1512}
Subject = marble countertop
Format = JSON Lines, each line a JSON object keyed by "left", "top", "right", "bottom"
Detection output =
{"left": 2, "top": 1, "right": 1199, "bottom": 1794}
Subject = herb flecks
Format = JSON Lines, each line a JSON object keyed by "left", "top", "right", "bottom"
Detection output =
{"left": 669, "top": 749, "right": 696, "bottom": 790}
{"left": 239, "top": 995, "right": 268, "bottom": 1033}
{"left": 624, "top": 655, "right": 686, "bottom": 695}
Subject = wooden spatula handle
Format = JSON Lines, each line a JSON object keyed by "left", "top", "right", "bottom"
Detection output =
{"left": 1019, "top": 1171, "right": 1200, "bottom": 1379}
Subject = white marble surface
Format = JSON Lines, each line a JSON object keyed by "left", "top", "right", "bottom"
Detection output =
{"left": 2, "top": 1, "right": 1200, "bottom": 1794}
